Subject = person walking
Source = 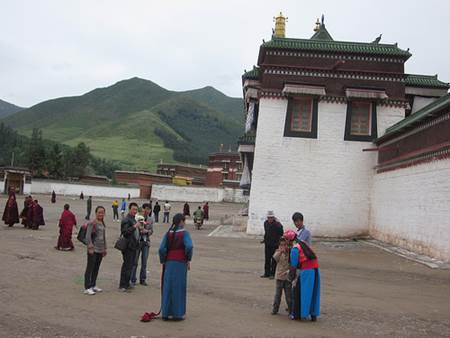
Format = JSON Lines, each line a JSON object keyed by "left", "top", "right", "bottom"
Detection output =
{"left": 20, "top": 195, "right": 33, "bottom": 228}
{"left": 51, "top": 190, "right": 56, "bottom": 204}
{"left": 55, "top": 204, "right": 77, "bottom": 251}
{"left": 163, "top": 201, "right": 171, "bottom": 223}
{"left": 183, "top": 202, "right": 190, "bottom": 217}
{"left": 80, "top": 192, "right": 84, "bottom": 200}
{"left": 203, "top": 202, "right": 209, "bottom": 221}
{"left": 85, "top": 196, "right": 92, "bottom": 220}
{"left": 119, "top": 202, "right": 140, "bottom": 291}
{"left": 112, "top": 200, "right": 119, "bottom": 222}
{"left": 120, "top": 198, "right": 127, "bottom": 220}
{"left": 130, "top": 203, "right": 154, "bottom": 286}
{"left": 159, "top": 213, "right": 193, "bottom": 321}
{"left": 153, "top": 201, "right": 161, "bottom": 223}
{"left": 84, "top": 206, "right": 107, "bottom": 295}
{"left": 261, "top": 211, "right": 283, "bottom": 279}
{"left": 2, "top": 190, "right": 19, "bottom": 227}
{"left": 31, "top": 200, "right": 45, "bottom": 230}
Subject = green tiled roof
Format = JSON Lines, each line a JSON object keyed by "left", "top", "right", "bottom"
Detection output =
{"left": 238, "top": 132, "right": 256, "bottom": 145}
{"left": 378, "top": 93, "right": 450, "bottom": 141}
{"left": 405, "top": 74, "right": 449, "bottom": 89}
{"left": 242, "top": 67, "right": 260, "bottom": 80}
{"left": 262, "top": 37, "right": 411, "bottom": 58}
{"left": 310, "top": 25, "right": 333, "bottom": 41}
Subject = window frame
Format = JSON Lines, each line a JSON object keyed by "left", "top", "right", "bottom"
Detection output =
{"left": 283, "top": 96, "right": 318, "bottom": 139}
{"left": 344, "top": 100, "right": 378, "bottom": 142}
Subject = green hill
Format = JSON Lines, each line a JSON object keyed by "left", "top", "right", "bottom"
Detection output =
{"left": 2, "top": 78, "right": 244, "bottom": 170}
{"left": 0, "top": 99, "right": 24, "bottom": 118}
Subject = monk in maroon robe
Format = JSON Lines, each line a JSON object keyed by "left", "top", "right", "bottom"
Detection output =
{"left": 20, "top": 195, "right": 33, "bottom": 227}
{"left": 31, "top": 200, "right": 45, "bottom": 230}
{"left": 2, "top": 191, "right": 19, "bottom": 227}
{"left": 203, "top": 202, "right": 209, "bottom": 221}
{"left": 56, "top": 204, "right": 77, "bottom": 250}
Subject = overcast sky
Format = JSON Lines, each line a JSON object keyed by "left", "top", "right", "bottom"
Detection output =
{"left": 1, "top": 0, "right": 449, "bottom": 107}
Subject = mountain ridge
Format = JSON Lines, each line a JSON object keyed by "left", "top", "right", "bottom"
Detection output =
{"left": 1, "top": 77, "right": 244, "bottom": 170}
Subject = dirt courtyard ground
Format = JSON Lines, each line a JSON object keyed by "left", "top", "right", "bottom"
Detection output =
{"left": 0, "top": 194, "right": 449, "bottom": 338}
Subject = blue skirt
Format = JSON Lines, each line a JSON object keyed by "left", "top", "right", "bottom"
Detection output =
{"left": 292, "top": 268, "right": 320, "bottom": 319}
{"left": 162, "top": 261, "right": 188, "bottom": 318}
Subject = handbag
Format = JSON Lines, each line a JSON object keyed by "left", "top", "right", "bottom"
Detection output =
{"left": 114, "top": 235, "right": 128, "bottom": 251}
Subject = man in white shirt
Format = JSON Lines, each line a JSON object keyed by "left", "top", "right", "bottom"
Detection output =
{"left": 163, "top": 200, "right": 171, "bottom": 223}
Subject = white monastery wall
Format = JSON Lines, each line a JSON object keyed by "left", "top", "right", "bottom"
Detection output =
{"left": 30, "top": 180, "right": 139, "bottom": 198}
{"left": 151, "top": 184, "right": 248, "bottom": 203}
{"left": 247, "top": 98, "right": 404, "bottom": 236}
{"left": 370, "top": 159, "right": 450, "bottom": 262}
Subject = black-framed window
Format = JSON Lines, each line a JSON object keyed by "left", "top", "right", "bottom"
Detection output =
{"left": 283, "top": 97, "right": 318, "bottom": 138}
{"left": 344, "top": 101, "right": 377, "bottom": 141}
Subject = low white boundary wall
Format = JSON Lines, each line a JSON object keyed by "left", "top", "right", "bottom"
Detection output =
{"left": 30, "top": 179, "right": 140, "bottom": 198}
{"left": 151, "top": 184, "right": 248, "bottom": 203}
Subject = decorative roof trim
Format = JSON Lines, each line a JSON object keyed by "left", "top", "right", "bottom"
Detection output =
{"left": 405, "top": 74, "right": 449, "bottom": 89}
{"left": 346, "top": 88, "right": 388, "bottom": 100}
{"left": 266, "top": 50, "right": 405, "bottom": 63}
{"left": 283, "top": 83, "right": 326, "bottom": 96}
{"left": 263, "top": 37, "right": 411, "bottom": 58}
{"left": 264, "top": 67, "right": 404, "bottom": 82}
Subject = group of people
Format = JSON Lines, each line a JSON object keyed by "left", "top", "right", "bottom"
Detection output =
{"left": 2, "top": 190, "right": 45, "bottom": 230}
{"left": 182, "top": 202, "right": 209, "bottom": 225}
{"left": 262, "top": 210, "right": 320, "bottom": 322}
{"left": 82, "top": 201, "right": 193, "bottom": 321}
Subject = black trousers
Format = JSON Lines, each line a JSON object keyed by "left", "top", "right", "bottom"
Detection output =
{"left": 119, "top": 248, "right": 136, "bottom": 288}
{"left": 113, "top": 208, "right": 119, "bottom": 220}
{"left": 264, "top": 245, "right": 277, "bottom": 277}
{"left": 84, "top": 252, "right": 103, "bottom": 289}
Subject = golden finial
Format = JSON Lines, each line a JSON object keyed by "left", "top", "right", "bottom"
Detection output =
{"left": 314, "top": 18, "right": 320, "bottom": 32}
{"left": 273, "top": 12, "right": 287, "bottom": 38}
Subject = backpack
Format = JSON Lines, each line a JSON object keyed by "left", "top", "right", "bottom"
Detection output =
{"left": 77, "top": 222, "right": 97, "bottom": 245}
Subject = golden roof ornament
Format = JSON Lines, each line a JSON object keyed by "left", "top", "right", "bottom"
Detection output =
{"left": 273, "top": 12, "right": 287, "bottom": 38}
{"left": 314, "top": 18, "right": 320, "bottom": 32}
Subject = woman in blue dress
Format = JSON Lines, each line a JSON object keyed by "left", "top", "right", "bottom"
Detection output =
{"left": 159, "top": 213, "right": 193, "bottom": 321}
{"left": 289, "top": 240, "right": 320, "bottom": 321}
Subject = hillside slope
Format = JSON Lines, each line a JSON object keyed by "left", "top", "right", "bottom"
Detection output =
{"left": 0, "top": 99, "right": 24, "bottom": 118}
{"left": 2, "top": 78, "right": 243, "bottom": 170}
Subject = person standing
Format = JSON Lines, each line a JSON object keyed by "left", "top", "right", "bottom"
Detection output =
{"left": 193, "top": 206, "right": 204, "bottom": 227}
{"left": 163, "top": 201, "right": 171, "bottom": 223}
{"left": 31, "top": 200, "right": 45, "bottom": 230}
{"left": 20, "top": 195, "right": 33, "bottom": 228}
{"left": 203, "top": 202, "right": 209, "bottom": 221}
{"left": 153, "top": 201, "right": 161, "bottom": 223}
{"left": 112, "top": 200, "right": 119, "bottom": 222}
{"left": 130, "top": 203, "right": 154, "bottom": 286}
{"left": 120, "top": 198, "right": 127, "bottom": 220}
{"left": 159, "top": 213, "right": 193, "bottom": 321}
{"left": 183, "top": 202, "right": 190, "bottom": 217}
{"left": 271, "top": 237, "right": 292, "bottom": 315}
{"left": 119, "top": 202, "right": 140, "bottom": 291}
{"left": 85, "top": 196, "right": 92, "bottom": 220}
{"left": 80, "top": 192, "right": 84, "bottom": 200}
{"left": 84, "top": 206, "right": 107, "bottom": 295}
{"left": 292, "top": 212, "right": 312, "bottom": 246}
{"left": 2, "top": 190, "right": 19, "bottom": 227}
{"left": 289, "top": 240, "right": 320, "bottom": 321}
{"left": 261, "top": 211, "right": 283, "bottom": 279}
{"left": 51, "top": 190, "right": 56, "bottom": 204}
{"left": 56, "top": 204, "right": 77, "bottom": 251}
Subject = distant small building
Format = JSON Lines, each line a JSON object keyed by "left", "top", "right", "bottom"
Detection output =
{"left": 0, "top": 167, "right": 32, "bottom": 194}
{"left": 206, "top": 151, "right": 243, "bottom": 187}
{"left": 114, "top": 171, "right": 172, "bottom": 198}
{"left": 156, "top": 163, "right": 207, "bottom": 185}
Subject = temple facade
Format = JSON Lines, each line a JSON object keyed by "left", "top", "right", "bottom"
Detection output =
{"left": 239, "top": 14, "right": 450, "bottom": 261}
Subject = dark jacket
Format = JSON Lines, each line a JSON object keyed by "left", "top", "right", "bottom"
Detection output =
{"left": 153, "top": 203, "right": 161, "bottom": 214}
{"left": 121, "top": 214, "right": 139, "bottom": 250}
{"left": 263, "top": 220, "right": 283, "bottom": 247}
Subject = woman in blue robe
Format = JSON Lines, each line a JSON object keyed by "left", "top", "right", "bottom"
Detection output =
{"left": 289, "top": 241, "right": 320, "bottom": 321}
{"left": 159, "top": 213, "right": 193, "bottom": 321}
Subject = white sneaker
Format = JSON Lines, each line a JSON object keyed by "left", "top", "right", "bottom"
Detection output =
{"left": 84, "top": 288, "right": 96, "bottom": 295}
{"left": 92, "top": 286, "right": 102, "bottom": 292}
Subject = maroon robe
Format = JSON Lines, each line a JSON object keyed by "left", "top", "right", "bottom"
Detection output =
{"left": 183, "top": 203, "right": 190, "bottom": 216}
{"left": 3, "top": 192, "right": 19, "bottom": 226}
{"left": 56, "top": 209, "right": 77, "bottom": 250}
{"left": 203, "top": 203, "right": 209, "bottom": 220}
{"left": 20, "top": 197, "right": 32, "bottom": 227}
{"left": 31, "top": 203, "right": 45, "bottom": 229}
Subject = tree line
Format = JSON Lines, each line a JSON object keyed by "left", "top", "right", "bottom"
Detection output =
{"left": 0, "top": 123, "right": 120, "bottom": 178}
